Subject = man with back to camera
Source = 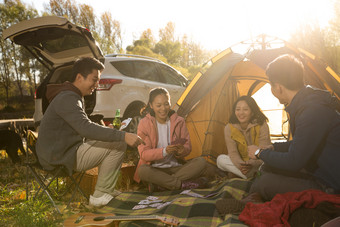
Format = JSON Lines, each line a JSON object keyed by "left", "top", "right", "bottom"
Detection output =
{"left": 247, "top": 54, "right": 340, "bottom": 201}
{"left": 36, "top": 57, "right": 145, "bottom": 207}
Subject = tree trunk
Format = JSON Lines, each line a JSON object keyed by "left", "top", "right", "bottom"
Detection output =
{"left": 12, "top": 43, "right": 24, "bottom": 99}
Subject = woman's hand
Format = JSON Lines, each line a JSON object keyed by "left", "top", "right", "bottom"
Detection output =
{"left": 174, "top": 145, "right": 185, "bottom": 159}
{"left": 240, "top": 161, "right": 252, "bottom": 175}
{"left": 166, "top": 145, "right": 178, "bottom": 155}
{"left": 166, "top": 145, "right": 186, "bottom": 159}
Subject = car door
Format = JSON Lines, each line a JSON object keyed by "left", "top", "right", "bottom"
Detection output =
{"left": 132, "top": 60, "right": 165, "bottom": 103}
{"left": 3, "top": 16, "right": 104, "bottom": 70}
{"left": 156, "top": 63, "right": 188, "bottom": 105}
{"left": 3, "top": 16, "right": 104, "bottom": 123}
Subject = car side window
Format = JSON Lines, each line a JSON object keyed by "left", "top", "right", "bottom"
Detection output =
{"left": 110, "top": 61, "right": 135, "bottom": 78}
{"left": 158, "top": 64, "right": 187, "bottom": 86}
{"left": 133, "top": 61, "right": 161, "bottom": 82}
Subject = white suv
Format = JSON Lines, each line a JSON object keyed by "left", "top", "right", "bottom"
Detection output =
{"left": 94, "top": 54, "right": 188, "bottom": 129}
{"left": 4, "top": 16, "right": 188, "bottom": 132}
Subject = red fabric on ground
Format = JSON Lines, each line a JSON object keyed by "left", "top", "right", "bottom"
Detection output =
{"left": 239, "top": 190, "right": 340, "bottom": 227}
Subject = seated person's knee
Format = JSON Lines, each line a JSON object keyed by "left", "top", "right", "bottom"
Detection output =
{"left": 196, "top": 156, "right": 207, "bottom": 167}
{"left": 216, "top": 154, "right": 228, "bottom": 165}
{"left": 137, "top": 164, "right": 152, "bottom": 181}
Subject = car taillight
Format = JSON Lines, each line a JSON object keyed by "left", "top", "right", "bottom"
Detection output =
{"left": 97, "top": 79, "right": 122, "bottom": 90}
{"left": 103, "top": 120, "right": 111, "bottom": 126}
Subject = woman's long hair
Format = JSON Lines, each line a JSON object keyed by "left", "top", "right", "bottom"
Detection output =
{"left": 229, "top": 96, "right": 268, "bottom": 125}
{"left": 140, "top": 87, "right": 174, "bottom": 117}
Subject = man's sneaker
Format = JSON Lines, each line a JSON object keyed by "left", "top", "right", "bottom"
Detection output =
{"left": 181, "top": 177, "right": 209, "bottom": 190}
{"left": 89, "top": 193, "right": 113, "bottom": 207}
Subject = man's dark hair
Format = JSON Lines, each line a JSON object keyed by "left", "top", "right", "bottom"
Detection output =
{"left": 266, "top": 54, "right": 305, "bottom": 91}
{"left": 70, "top": 57, "right": 104, "bottom": 82}
{"left": 229, "top": 96, "right": 268, "bottom": 125}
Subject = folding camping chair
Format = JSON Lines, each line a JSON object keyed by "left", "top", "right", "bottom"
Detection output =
{"left": 25, "top": 130, "right": 88, "bottom": 214}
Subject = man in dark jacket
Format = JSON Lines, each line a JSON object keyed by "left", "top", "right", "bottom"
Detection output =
{"left": 36, "top": 57, "right": 144, "bottom": 207}
{"left": 248, "top": 54, "right": 340, "bottom": 201}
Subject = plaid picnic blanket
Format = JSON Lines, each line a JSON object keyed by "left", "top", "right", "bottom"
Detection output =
{"left": 97, "top": 178, "right": 253, "bottom": 227}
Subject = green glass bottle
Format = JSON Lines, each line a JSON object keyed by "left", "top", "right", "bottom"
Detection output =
{"left": 112, "top": 109, "right": 121, "bottom": 130}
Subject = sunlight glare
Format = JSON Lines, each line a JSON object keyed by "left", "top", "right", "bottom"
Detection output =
{"left": 22, "top": 0, "right": 334, "bottom": 51}
{"left": 252, "top": 84, "right": 286, "bottom": 136}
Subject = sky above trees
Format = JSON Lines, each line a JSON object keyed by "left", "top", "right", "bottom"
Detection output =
{"left": 18, "top": 0, "right": 335, "bottom": 51}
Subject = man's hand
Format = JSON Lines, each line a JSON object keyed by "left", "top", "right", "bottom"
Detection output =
{"left": 248, "top": 145, "right": 259, "bottom": 160}
{"left": 240, "top": 162, "right": 252, "bottom": 175}
{"left": 124, "top": 133, "right": 145, "bottom": 147}
{"left": 261, "top": 144, "right": 273, "bottom": 150}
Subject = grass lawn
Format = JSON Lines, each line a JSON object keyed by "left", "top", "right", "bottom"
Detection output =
{"left": 0, "top": 149, "right": 144, "bottom": 227}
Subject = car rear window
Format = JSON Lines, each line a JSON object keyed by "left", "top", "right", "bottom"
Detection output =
{"left": 133, "top": 61, "right": 160, "bottom": 82}
{"left": 110, "top": 60, "right": 161, "bottom": 82}
{"left": 110, "top": 61, "right": 134, "bottom": 78}
{"left": 43, "top": 34, "right": 88, "bottom": 53}
{"left": 158, "top": 64, "right": 186, "bottom": 86}
{"left": 13, "top": 28, "right": 89, "bottom": 53}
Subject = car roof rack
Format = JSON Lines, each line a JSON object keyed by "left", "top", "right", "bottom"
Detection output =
{"left": 105, "top": 54, "right": 162, "bottom": 62}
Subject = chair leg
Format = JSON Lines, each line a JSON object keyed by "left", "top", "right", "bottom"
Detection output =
{"left": 26, "top": 163, "right": 89, "bottom": 214}
{"left": 76, "top": 174, "right": 88, "bottom": 200}
{"left": 72, "top": 172, "right": 88, "bottom": 200}
{"left": 66, "top": 172, "right": 88, "bottom": 209}
{"left": 26, "top": 164, "right": 29, "bottom": 201}
{"left": 25, "top": 135, "right": 30, "bottom": 201}
{"left": 28, "top": 166, "right": 62, "bottom": 214}
{"left": 34, "top": 168, "right": 63, "bottom": 199}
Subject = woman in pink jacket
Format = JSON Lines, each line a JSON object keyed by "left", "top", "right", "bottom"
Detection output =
{"left": 134, "top": 87, "right": 207, "bottom": 192}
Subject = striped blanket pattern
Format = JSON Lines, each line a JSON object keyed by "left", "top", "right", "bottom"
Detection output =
{"left": 97, "top": 178, "right": 253, "bottom": 226}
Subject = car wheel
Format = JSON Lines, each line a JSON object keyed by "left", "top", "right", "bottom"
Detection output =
{"left": 124, "top": 108, "right": 142, "bottom": 166}
{"left": 124, "top": 104, "right": 144, "bottom": 134}
{"left": 126, "top": 115, "right": 141, "bottom": 134}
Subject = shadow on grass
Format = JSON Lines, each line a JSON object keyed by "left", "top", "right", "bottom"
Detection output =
{"left": 0, "top": 151, "right": 145, "bottom": 226}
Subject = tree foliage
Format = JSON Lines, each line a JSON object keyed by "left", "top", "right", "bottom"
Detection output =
{"left": 159, "top": 22, "right": 176, "bottom": 42}
{"left": 127, "top": 22, "right": 212, "bottom": 78}
{"left": 290, "top": 24, "right": 328, "bottom": 60}
{"left": 45, "top": 0, "right": 122, "bottom": 54}
{"left": 45, "top": 0, "right": 79, "bottom": 22}
{"left": 154, "top": 40, "right": 182, "bottom": 65}
{"left": 324, "top": 0, "right": 340, "bottom": 72}
{"left": 289, "top": 0, "right": 340, "bottom": 73}
{"left": 100, "top": 11, "right": 123, "bottom": 54}
{"left": 0, "top": 0, "right": 38, "bottom": 106}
